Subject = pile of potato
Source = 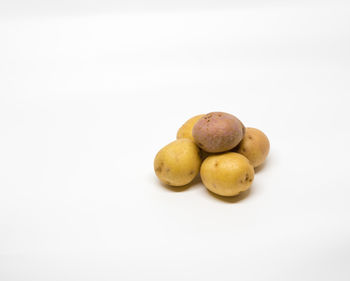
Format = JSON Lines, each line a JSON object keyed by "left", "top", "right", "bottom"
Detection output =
{"left": 154, "top": 112, "right": 269, "bottom": 197}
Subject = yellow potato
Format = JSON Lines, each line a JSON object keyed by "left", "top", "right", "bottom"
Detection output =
{"left": 154, "top": 139, "right": 201, "bottom": 186}
{"left": 200, "top": 152, "right": 254, "bottom": 196}
{"left": 176, "top": 114, "right": 205, "bottom": 142}
{"left": 236, "top": 128, "right": 270, "bottom": 168}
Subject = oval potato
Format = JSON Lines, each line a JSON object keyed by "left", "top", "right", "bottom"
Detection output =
{"left": 200, "top": 152, "right": 254, "bottom": 196}
{"left": 236, "top": 128, "right": 270, "bottom": 168}
{"left": 193, "top": 112, "right": 245, "bottom": 153}
{"left": 154, "top": 139, "right": 201, "bottom": 186}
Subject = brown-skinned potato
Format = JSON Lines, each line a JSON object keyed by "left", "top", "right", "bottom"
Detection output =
{"left": 236, "top": 127, "right": 270, "bottom": 168}
{"left": 192, "top": 112, "right": 245, "bottom": 153}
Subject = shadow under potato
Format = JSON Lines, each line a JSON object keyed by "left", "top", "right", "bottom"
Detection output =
{"left": 159, "top": 174, "right": 202, "bottom": 192}
{"left": 254, "top": 158, "right": 268, "bottom": 173}
{"left": 159, "top": 173, "right": 252, "bottom": 203}
{"left": 206, "top": 188, "right": 251, "bottom": 203}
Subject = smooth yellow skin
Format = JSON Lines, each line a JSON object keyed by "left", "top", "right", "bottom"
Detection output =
{"left": 236, "top": 128, "right": 270, "bottom": 168}
{"left": 176, "top": 114, "right": 205, "bottom": 142}
{"left": 154, "top": 139, "right": 201, "bottom": 186}
{"left": 200, "top": 152, "right": 254, "bottom": 196}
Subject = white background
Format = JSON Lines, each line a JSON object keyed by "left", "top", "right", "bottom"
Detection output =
{"left": 1, "top": 1, "right": 350, "bottom": 280}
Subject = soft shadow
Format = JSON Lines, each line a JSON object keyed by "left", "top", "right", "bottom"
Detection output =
{"left": 206, "top": 188, "right": 251, "bottom": 203}
{"left": 159, "top": 174, "right": 202, "bottom": 192}
{"left": 254, "top": 158, "right": 268, "bottom": 173}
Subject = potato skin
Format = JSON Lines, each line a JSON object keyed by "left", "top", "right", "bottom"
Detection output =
{"left": 192, "top": 112, "right": 245, "bottom": 153}
{"left": 154, "top": 139, "right": 201, "bottom": 186}
{"left": 200, "top": 152, "right": 254, "bottom": 196}
{"left": 236, "top": 128, "right": 270, "bottom": 168}
{"left": 176, "top": 114, "right": 205, "bottom": 142}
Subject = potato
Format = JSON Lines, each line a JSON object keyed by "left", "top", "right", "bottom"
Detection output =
{"left": 200, "top": 152, "right": 254, "bottom": 196}
{"left": 192, "top": 112, "right": 245, "bottom": 153}
{"left": 236, "top": 128, "right": 270, "bottom": 168}
{"left": 176, "top": 114, "right": 205, "bottom": 142}
{"left": 154, "top": 139, "right": 201, "bottom": 186}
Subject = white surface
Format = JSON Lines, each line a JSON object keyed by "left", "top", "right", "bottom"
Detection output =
{"left": 1, "top": 1, "right": 350, "bottom": 280}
